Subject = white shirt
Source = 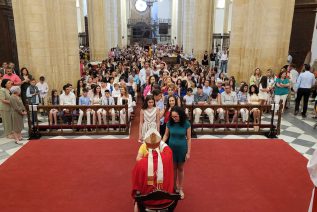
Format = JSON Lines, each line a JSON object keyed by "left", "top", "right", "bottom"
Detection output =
{"left": 220, "top": 53, "right": 228, "bottom": 61}
{"left": 60, "top": 92, "right": 76, "bottom": 105}
{"left": 296, "top": 71, "right": 316, "bottom": 89}
{"left": 183, "top": 95, "right": 194, "bottom": 105}
{"left": 36, "top": 82, "right": 49, "bottom": 98}
{"left": 112, "top": 89, "right": 121, "bottom": 98}
{"left": 290, "top": 68, "right": 299, "bottom": 85}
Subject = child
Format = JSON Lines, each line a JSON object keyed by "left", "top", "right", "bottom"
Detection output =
{"left": 9, "top": 86, "right": 27, "bottom": 144}
{"left": 101, "top": 89, "right": 115, "bottom": 125}
{"left": 138, "top": 95, "right": 160, "bottom": 143}
{"left": 183, "top": 88, "right": 194, "bottom": 105}
{"left": 112, "top": 83, "right": 121, "bottom": 98}
{"left": 183, "top": 88, "right": 194, "bottom": 116}
{"left": 77, "top": 88, "right": 91, "bottom": 126}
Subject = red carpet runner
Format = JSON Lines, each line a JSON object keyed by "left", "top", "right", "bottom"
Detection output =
{"left": 0, "top": 139, "right": 312, "bottom": 212}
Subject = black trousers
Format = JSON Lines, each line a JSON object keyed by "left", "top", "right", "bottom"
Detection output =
{"left": 295, "top": 88, "right": 311, "bottom": 115}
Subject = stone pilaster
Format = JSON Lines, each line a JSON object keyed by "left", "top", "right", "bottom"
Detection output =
{"left": 228, "top": 0, "right": 295, "bottom": 83}
{"left": 12, "top": 0, "right": 80, "bottom": 92}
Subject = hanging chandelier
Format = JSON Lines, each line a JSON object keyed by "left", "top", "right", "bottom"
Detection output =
{"left": 145, "top": 0, "right": 157, "bottom": 8}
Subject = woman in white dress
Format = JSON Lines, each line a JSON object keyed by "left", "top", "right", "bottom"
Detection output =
{"left": 138, "top": 95, "right": 160, "bottom": 143}
{"left": 91, "top": 85, "right": 103, "bottom": 125}
{"left": 258, "top": 76, "right": 269, "bottom": 105}
{"left": 117, "top": 85, "right": 133, "bottom": 124}
{"left": 248, "top": 85, "right": 261, "bottom": 131}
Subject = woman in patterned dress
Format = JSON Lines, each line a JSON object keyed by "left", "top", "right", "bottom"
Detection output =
{"left": 138, "top": 95, "right": 160, "bottom": 143}
{"left": 9, "top": 86, "right": 27, "bottom": 144}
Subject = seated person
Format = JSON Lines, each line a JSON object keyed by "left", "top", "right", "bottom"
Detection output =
{"left": 60, "top": 84, "right": 76, "bottom": 124}
{"left": 132, "top": 128, "right": 174, "bottom": 210}
{"left": 193, "top": 85, "right": 214, "bottom": 124}
{"left": 77, "top": 88, "right": 91, "bottom": 126}
{"left": 112, "top": 83, "right": 121, "bottom": 98}
{"left": 221, "top": 84, "right": 238, "bottom": 124}
{"left": 101, "top": 89, "right": 115, "bottom": 125}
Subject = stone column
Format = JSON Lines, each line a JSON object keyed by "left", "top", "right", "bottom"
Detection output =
{"left": 228, "top": 0, "right": 295, "bottom": 83}
{"left": 182, "top": 0, "right": 214, "bottom": 61}
{"left": 87, "top": 0, "right": 108, "bottom": 60}
{"left": 120, "top": 0, "right": 128, "bottom": 48}
{"left": 171, "top": 0, "right": 179, "bottom": 46}
{"left": 176, "top": 0, "right": 183, "bottom": 47}
{"left": 12, "top": 0, "right": 80, "bottom": 92}
{"left": 88, "top": 0, "right": 123, "bottom": 59}
{"left": 223, "top": 0, "right": 230, "bottom": 33}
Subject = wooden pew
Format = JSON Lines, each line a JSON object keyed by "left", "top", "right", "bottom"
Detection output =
{"left": 27, "top": 105, "right": 130, "bottom": 136}
{"left": 185, "top": 103, "right": 283, "bottom": 136}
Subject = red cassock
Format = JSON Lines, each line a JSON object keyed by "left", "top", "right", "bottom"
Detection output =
{"left": 313, "top": 187, "right": 317, "bottom": 212}
{"left": 131, "top": 146, "right": 174, "bottom": 206}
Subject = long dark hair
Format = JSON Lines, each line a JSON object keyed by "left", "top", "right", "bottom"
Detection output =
{"left": 51, "top": 89, "right": 59, "bottom": 105}
{"left": 93, "top": 85, "right": 102, "bottom": 98}
{"left": 210, "top": 86, "right": 219, "bottom": 99}
{"left": 166, "top": 95, "right": 177, "bottom": 112}
{"left": 169, "top": 106, "right": 187, "bottom": 127}
{"left": 142, "top": 95, "right": 156, "bottom": 109}
{"left": 259, "top": 76, "right": 267, "bottom": 88}
{"left": 249, "top": 84, "right": 259, "bottom": 95}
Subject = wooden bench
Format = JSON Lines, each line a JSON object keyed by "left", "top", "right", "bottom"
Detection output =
{"left": 27, "top": 105, "right": 130, "bottom": 136}
{"left": 185, "top": 103, "right": 283, "bottom": 136}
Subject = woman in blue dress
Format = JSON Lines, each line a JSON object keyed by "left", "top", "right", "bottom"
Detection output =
{"left": 162, "top": 106, "right": 191, "bottom": 199}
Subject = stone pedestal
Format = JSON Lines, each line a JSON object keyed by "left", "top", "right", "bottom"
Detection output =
{"left": 228, "top": 0, "right": 295, "bottom": 83}
{"left": 12, "top": 0, "right": 80, "bottom": 92}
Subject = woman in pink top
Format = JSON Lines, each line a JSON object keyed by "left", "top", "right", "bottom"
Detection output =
{"left": 143, "top": 76, "right": 156, "bottom": 97}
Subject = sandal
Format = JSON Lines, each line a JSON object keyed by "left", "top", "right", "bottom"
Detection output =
{"left": 179, "top": 190, "right": 185, "bottom": 199}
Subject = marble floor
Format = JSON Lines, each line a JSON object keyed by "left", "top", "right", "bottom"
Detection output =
{"left": 0, "top": 99, "right": 316, "bottom": 166}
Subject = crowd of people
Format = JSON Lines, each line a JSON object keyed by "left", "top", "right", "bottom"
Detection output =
{"left": 1, "top": 44, "right": 317, "bottom": 208}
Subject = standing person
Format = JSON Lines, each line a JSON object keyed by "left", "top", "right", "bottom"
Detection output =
{"left": 274, "top": 70, "right": 290, "bottom": 113}
{"left": 3, "top": 68, "right": 21, "bottom": 86}
{"left": 202, "top": 50, "right": 209, "bottom": 66}
{"left": 210, "top": 50, "right": 216, "bottom": 68}
{"left": 26, "top": 79, "right": 40, "bottom": 121}
{"left": 258, "top": 76, "right": 269, "bottom": 105}
{"left": 0, "top": 79, "right": 13, "bottom": 138}
{"left": 250, "top": 68, "right": 262, "bottom": 87}
{"left": 9, "top": 86, "right": 27, "bottom": 144}
{"left": 295, "top": 64, "right": 316, "bottom": 118}
{"left": 220, "top": 50, "right": 228, "bottom": 73}
{"left": 20, "top": 67, "right": 32, "bottom": 104}
{"left": 162, "top": 106, "right": 191, "bottom": 199}
{"left": 152, "top": 89, "right": 165, "bottom": 138}
{"left": 36, "top": 76, "right": 49, "bottom": 107}
{"left": 138, "top": 95, "right": 160, "bottom": 143}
